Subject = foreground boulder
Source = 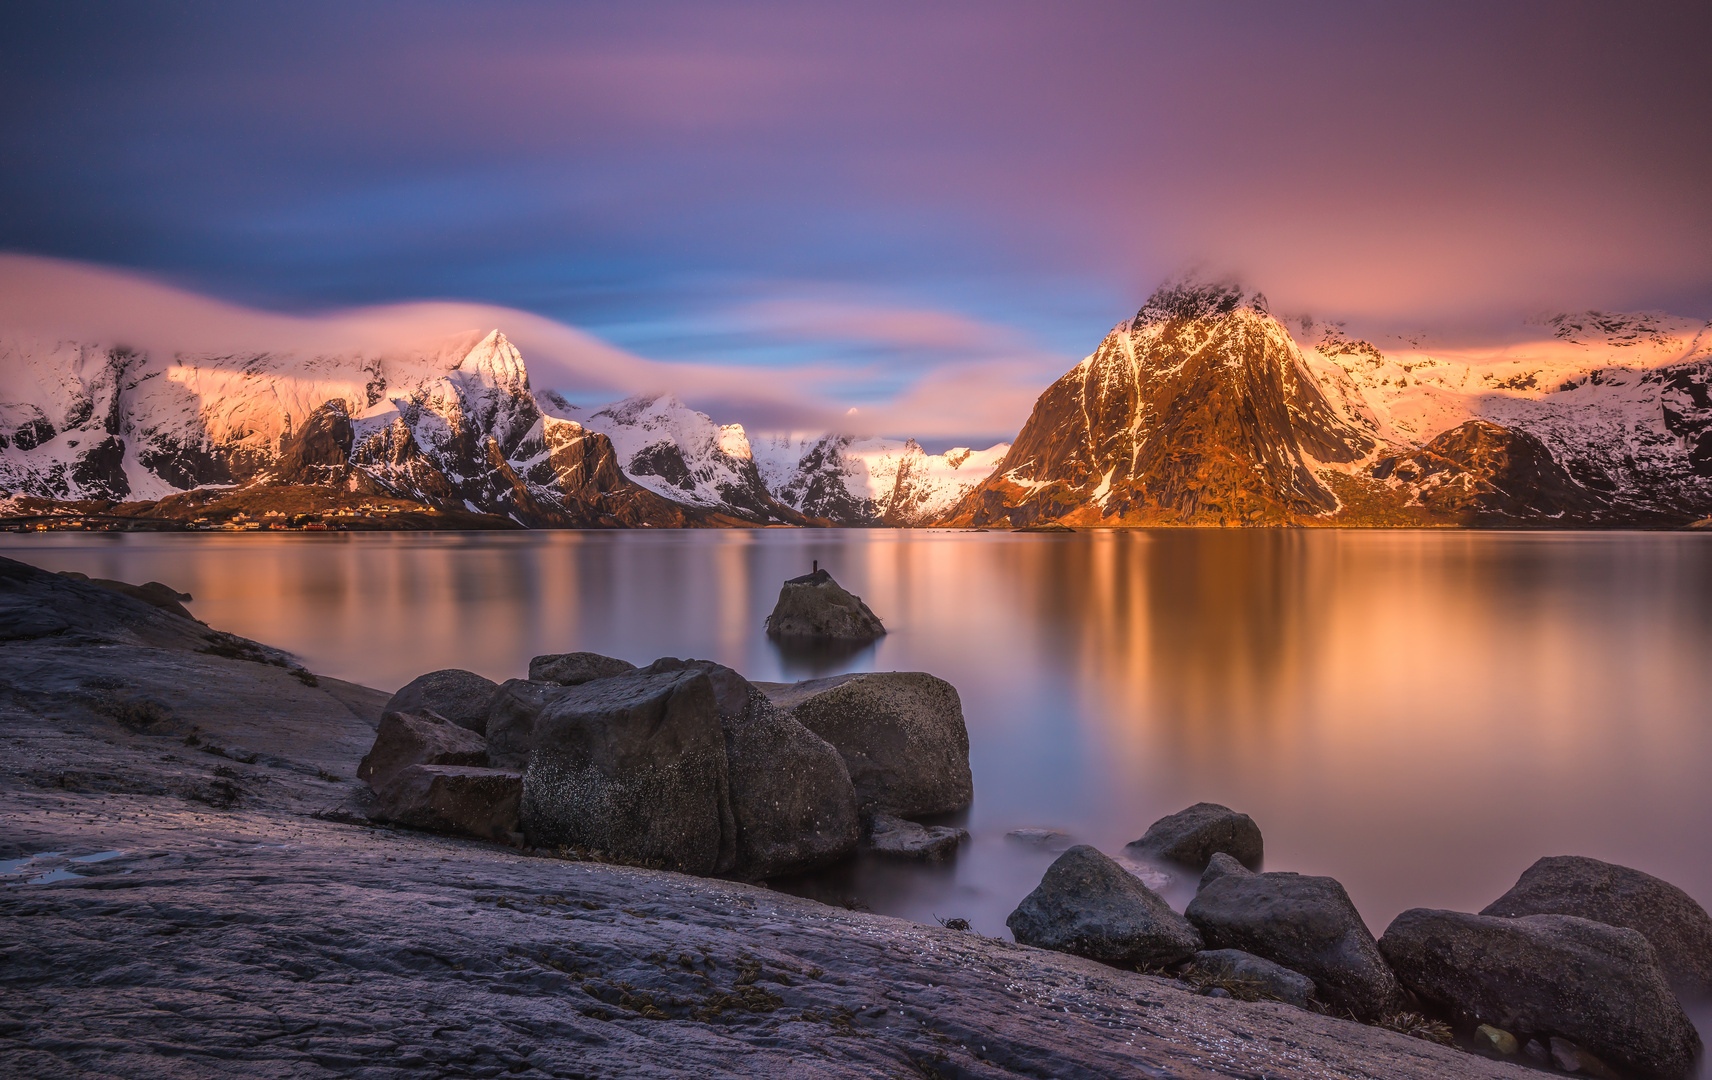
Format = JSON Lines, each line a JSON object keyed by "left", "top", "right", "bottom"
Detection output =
{"left": 762, "top": 672, "right": 971, "bottom": 817}
{"left": 1126, "top": 802, "right": 1263, "bottom": 870}
{"left": 373, "top": 765, "right": 523, "bottom": 844}
{"left": 520, "top": 668, "right": 735, "bottom": 875}
{"left": 764, "top": 568, "right": 886, "bottom": 640}
{"left": 1379, "top": 908, "right": 1701, "bottom": 1080}
{"left": 1185, "top": 860, "right": 1398, "bottom": 1019}
{"left": 483, "top": 679, "right": 571, "bottom": 771}
{"left": 384, "top": 669, "right": 500, "bottom": 734}
{"left": 1007, "top": 846, "right": 1202, "bottom": 969}
{"left": 1480, "top": 855, "right": 1712, "bottom": 996}
{"left": 720, "top": 683, "right": 860, "bottom": 878}
{"left": 527, "top": 651, "right": 638, "bottom": 686}
{"left": 866, "top": 813, "right": 968, "bottom": 861}
{"left": 357, "top": 709, "right": 488, "bottom": 789}
{"left": 1187, "top": 949, "right": 1319, "bottom": 1010}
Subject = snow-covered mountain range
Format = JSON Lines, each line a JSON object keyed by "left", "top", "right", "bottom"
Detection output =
{"left": 0, "top": 328, "right": 1007, "bottom": 527}
{"left": 944, "top": 280, "right": 1712, "bottom": 526}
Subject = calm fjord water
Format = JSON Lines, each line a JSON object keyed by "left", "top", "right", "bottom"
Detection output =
{"left": 7, "top": 528, "right": 1710, "bottom": 941}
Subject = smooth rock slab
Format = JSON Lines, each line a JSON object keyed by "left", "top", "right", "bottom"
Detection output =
{"left": 1007, "top": 845, "right": 1202, "bottom": 969}
{"left": 1480, "top": 855, "right": 1712, "bottom": 996}
{"left": 373, "top": 764, "right": 522, "bottom": 843}
{"left": 1127, "top": 802, "right": 1263, "bottom": 871}
{"left": 527, "top": 651, "right": 638, "bottom": 686}
{"left": 1186, "top": 862, "right": 1399, "bottom": 1020}
{"left": 521, "top": 668, "right": 735, "bottom": 875}
{"left": 384, "top": 669, "right": 500, "bottom": 735}
{"left": 1188, "top": 949, "right": 1319, "bottom": 1010}
{"left": 1379, "top": 908, "right": 1700, "bottom": 1080}
{"left": 866, "top": 813, "right": 968, "bottom": 862}
{"left": 764, "top": 569, "right": 886, "bottom": 640}
{"left": 357, "top": 709, "right": 488, "bottom": 789}
{"left": 762, "top": 671, "right": 972, "bottom": 818}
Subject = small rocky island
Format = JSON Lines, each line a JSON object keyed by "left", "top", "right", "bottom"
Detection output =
{"left": 2, "top": 554, "right": 1707, "bottom": 1079}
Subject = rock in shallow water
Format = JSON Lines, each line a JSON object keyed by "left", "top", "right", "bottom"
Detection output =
{"left": 1185, "top": 861, "right": 1399, "bottom": 1020}
{"left": 373, "top": 764, "right": 522, "bottom": 843}
{"left": 764, "top": 568, "right": 886, "bottom": 640}
{"left": 384, "top": 669, "right": 500, "bottom": 735}
{"left": 762, "top": 671, "right": 971, "bottom": 818}
{"left": 1007, "top": 845, "right": 1202, "bottom": 969}
{"left": 1378, "top": 908, "right": 1701, "bottom": 1080}
{"left": 357, "top": 709, "right": 488, "bottom": 789}
{"left": 1126, "top": 802, "right": 1263, "bottom": 871}
{"left": 1480, "top": 855, "right": 1712, "bottom": 997}
{"left": 866, "top": 813, "right": 967, "bottom": 861}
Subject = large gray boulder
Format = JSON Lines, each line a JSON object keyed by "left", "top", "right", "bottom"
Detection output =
{"left": 1480, "top": 856, "right": 1712, "bottom": 997}
{"left": 721, "top": 685, "right": 860, "bottom": 878}
{"left": 1187, "top": 949, "right": 1319, "bottom": 1010}
{"left": 520, "top": 668, "right": 735, "bottom": 875}
{"left": 373, "top": 765, "right": 523, "bottom": 844}
{"left": 1185, "top": 861, "right": 1399, "bottom": 1020}
{"left": 482, "top": 679, "right": 571, "bottom": 771}
{"left": 527, "top": 651, "right": 637, "bottom": 686}
{"left": 1006, "top": 846, "right": 1202, "bottom": 969}
{"left": 1379, "top": 908, "right": 1702, "bottom": 1080}
{"left": 1126, "top": 802, "right": 1263, "bottom": 871}
{"left": 384, "top": 669, "right": 500, "bottom": 735}
{"left": 356, "top": 709, "right": 488, "bottom": 789}
{"left": 764, "top": 569, "right": 886, "bottom": 640}
{"left": 761, "top": 672, "right": 971, "bottom": 817}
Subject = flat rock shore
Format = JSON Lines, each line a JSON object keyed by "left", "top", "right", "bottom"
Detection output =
{"left": 0, "top": 559, "right": 1538, "bottom": 1079}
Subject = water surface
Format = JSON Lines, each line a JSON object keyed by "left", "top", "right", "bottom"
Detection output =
{"left": 6, "top": 528, "right": 1710, "bottom": 948}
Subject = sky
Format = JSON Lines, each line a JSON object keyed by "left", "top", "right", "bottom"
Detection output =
{"left": 2, "top": 1, "right": 1709, "bottom": 444}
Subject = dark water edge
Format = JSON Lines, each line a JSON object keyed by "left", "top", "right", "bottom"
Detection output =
{"left": 3, "top": 527, "right": 1710, "bottom": 957}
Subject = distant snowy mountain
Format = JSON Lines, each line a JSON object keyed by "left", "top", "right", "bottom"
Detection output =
{"left": 944, "top": 279, "right": 1712, "bottom": 527}
{"left": 0, "top": 328, "right": 1004, "bottom": 526}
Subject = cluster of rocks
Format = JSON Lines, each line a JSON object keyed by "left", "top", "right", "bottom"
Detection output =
{"left": 355, "top": 655, "right": 971, "bottom": 880}
{"left": 1006, "top": 802, "right": 1709, "bottom": 1080}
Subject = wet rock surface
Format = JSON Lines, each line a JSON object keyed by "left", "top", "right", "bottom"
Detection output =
{"left": 1186, "top": 861, "right": 1400, "bottom": 1020}
{"left": 1379, "top": 908, "right": 1701, "bottom": 1080}
{"left": 759, "top": 671, "right": 972, "bottom": 818}
{"left": 763, "top": 568, "right": 886, "bottom": 640}
{"left": 1127, "top": 801, "right": 1264, "bottom": 871}
{"left": 0, "top": 556, "right": 1550, "bottom": 1079}
{"left": 383, "top": 668, "right": 501, "bottom": 735}
{"left": 373, "top": 764, "right": 523, "bottom": 843}
{"left": 864, "top": 812, "right": 967, "bottom": 862}
{"left": 1007, "top": 845, "right": 1203, "bottom": 969}
{"left": 1481, "top": 855, "right": 1712, "bottom": 997}
{"left": 356, "top": 709, "right": 488, "bottom": 788}
{"left": 1187, "top": 949, "right": 1320, "bottom": 1010}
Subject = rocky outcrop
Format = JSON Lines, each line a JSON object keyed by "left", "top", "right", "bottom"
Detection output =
{"left": 1379, "top": 908, "right": 1702, "bottom": 1080}
{"left": 372, "top": 764, "right": 523, "bottom": 844}
{"left": 1479, "top": 855, "right": 1712, "bottom": 997}
{"left": 1007, "top": 845, "right": 1203, "bottom": 969}
{"left": 520, "top": 668, "right": 735, "bottom": 875}
{"left": 865, "top": 813, "right": 968, "bottom": 862}
{"left": 1185, "top": 859, "right": 1399, "bottom": 1020}
{"left": 54, "top": 571, "right": 197, "bottom": 621}
{"left": 1126, "top": 802, "right": 1263, "bottom": 870}
{"left": 356, "top": 709, "right": 488, "bottom": 789}
{"left": 275, "top": 399, "right": 355, "bottom": 486}
{"left": 383, "top": 669, "right": 500, "bottom": 735}
{"left": 1370, "top": 421, "right": 1599, "bottom": 524}
{"left": 527, "top": 651, "right": 638, "bottom": 686}
{"left": 1187, "top": 949, "right": 1320, "bottom": 1010}
{"left": 763, "top": 569, "right": 886, "bottom": 640}
{"left": 761, "top": 671, "right": 971, "bottom": 817}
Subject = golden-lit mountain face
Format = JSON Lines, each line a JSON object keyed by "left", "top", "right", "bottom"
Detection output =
{"left": 943, "top": 282, "right": 1379, "bottom": 527}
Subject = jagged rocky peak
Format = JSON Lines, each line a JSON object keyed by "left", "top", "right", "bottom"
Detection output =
{"left": 941, "top": 275, "right": 1380, "bottom": 528}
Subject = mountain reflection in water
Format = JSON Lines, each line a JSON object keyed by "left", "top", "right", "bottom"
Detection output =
{"left": 6, "top": 528, "right": 1709, "bottom": 944}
